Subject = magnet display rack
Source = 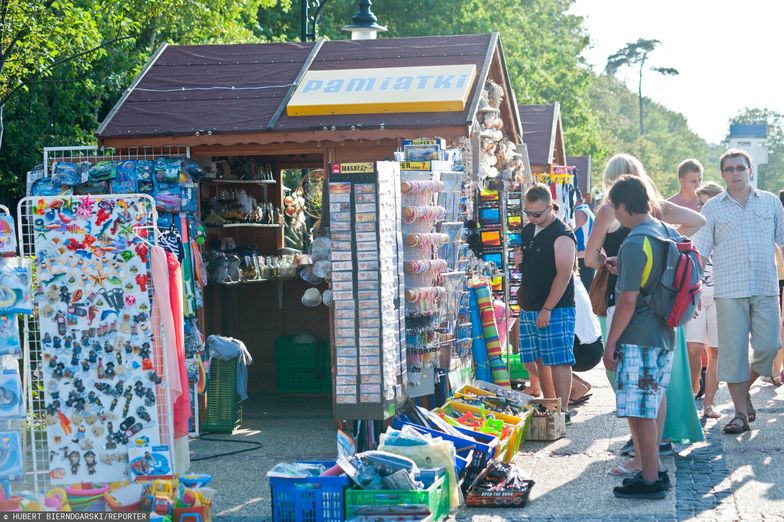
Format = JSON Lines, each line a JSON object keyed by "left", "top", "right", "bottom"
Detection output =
{"left": 18, "top": 146, "right": 186, "bottom": 491}
{"left": 40, "top": 146, "right": 202, "bottom": 438}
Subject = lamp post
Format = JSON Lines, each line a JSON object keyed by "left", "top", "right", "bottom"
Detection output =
{"left": 300, "top": 0, "right": 334, "bottom": 42}
{"left": 300, "top": 0, "right": 387, "bottom": 42}
{"left": 342, "top": 0, "right": 387, "bottom": 40}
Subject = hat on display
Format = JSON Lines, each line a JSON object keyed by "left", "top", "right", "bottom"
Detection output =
{"left": 301, "top": 288, "right": 322, "bottom": 308}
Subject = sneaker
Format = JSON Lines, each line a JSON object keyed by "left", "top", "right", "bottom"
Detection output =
{"left": 623, "top": 441, "right": 673, "bottom": 458}
{"left": 565, "top": 413, "right": 572, "bottom": 425}
{"left": 623, "top": 470, "right": 671, "bottom": 491}
{"left": 619, "top": 437, "right": 635, "bottom": 456}
{"left": 613, "top": 475, "right": 667, "bottom": 499}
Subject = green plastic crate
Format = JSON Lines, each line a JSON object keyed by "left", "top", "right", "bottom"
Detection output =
{"left": 345, "top": 474, "right": 449, "bottom": 521}
{"left": 276, "top": 367, "right": 332, "bottom": 395}
{"left": 204, "top": 358, "right": 242, "bottom": 433}
{"left": 505, "top": 352, "right": 530, "bottom": 380}
{"left": 275, "top": 336, "right": 329, "bottom": 369}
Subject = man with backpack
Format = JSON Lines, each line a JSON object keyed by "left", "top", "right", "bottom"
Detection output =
{"left": 693, "top": 149, "right": 784, "bottom": 434}
{"left": 604, "top": 175, "right": 701, "bottom": 499}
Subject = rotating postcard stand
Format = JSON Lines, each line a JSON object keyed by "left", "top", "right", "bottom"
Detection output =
{"left": 328, "top": 162, "right": 406, "bottom": 421}
{"left": 17, "top": 194, "right": 175, "bottom": 489}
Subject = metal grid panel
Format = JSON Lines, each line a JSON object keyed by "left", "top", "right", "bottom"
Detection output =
{"left": 42, "top": 144, "right": 201, "bottom": 438}
{"left": 17, "top": 194, "right": 175, "bottom": 491}
{"left": 43, "top": 145, "right": 191, "bottom": 177}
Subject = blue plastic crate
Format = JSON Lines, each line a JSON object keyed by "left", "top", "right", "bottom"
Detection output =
{"left": 269, "top": 461, "right": 350, "bottom": 522}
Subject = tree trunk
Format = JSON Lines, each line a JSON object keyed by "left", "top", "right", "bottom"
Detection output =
{"left": 638, "top": 58, "right": 645, "bottom": 135}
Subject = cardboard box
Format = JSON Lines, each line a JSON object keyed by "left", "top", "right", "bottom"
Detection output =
{"left": 526, "top": 399, "right": 566, "bottom": 441}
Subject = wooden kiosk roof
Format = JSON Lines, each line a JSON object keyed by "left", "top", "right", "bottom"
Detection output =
{"left": 98, "top": 33, "right": 523, "bottom": 149}
{"left": 517, "top": 103, "right": 565, "bottom": 171}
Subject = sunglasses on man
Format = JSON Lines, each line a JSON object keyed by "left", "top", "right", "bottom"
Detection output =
{"left": 721, "top": 165, "right": 748, "bottom": 174}
{"left": 523, "top": 209, "right": 547, "bottom": 218}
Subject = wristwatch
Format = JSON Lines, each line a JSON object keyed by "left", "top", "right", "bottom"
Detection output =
{"left": 543, "top": 306, "right": 554, "bottom": 312}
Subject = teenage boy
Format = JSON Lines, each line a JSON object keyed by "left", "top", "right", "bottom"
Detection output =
{"left": 604, "top": 175, "right": 675, "bottom": 499}
{"left": 667, "top": 159, "right": 704, "bottom": 212}
{"left": 516, "top": 183, "right": 577, "bottom": 420}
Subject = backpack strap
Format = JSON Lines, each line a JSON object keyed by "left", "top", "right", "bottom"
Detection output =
{"left": 626, "top": 221, "right": 677, "bottom": 292}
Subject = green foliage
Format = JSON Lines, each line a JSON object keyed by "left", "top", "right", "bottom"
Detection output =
{"left": 588, "top": 74, "right": 720, "bottom": 197}
{"left": 730, "top": 108, "right": 784, "bottom": 193}
{"left": 0, "top": 0, "right": 717, "bottom": 210}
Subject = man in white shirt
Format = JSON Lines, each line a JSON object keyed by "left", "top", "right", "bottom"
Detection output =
{"left": 693, "top": 149, "right": 784, "bottom": 434}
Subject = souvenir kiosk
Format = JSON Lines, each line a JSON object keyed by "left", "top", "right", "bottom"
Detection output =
{"left": 95, "top": 33, "right": 525, "bottom": 422}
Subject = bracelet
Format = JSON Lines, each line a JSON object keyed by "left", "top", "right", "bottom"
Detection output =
{"left": 543, "top": 306, "right": 553, "bottom": 312}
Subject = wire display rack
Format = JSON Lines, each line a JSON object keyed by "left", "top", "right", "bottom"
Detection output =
{"left": 42, "top": 144, "right": 202, "bottom": 438}
{"left": 17, "top": 193, "right": 175, "bottom": 491}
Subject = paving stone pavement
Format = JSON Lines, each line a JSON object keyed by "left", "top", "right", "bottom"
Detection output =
{"left": 195, "top": 365, "right": 783, "bottom": 521}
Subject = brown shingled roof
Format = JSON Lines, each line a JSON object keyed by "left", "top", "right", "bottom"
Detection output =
{"left": 518, "top": 103, "right": 562, "bottom": 167}
{"left": 98, "top": 34, "right": 520, "bottom": 144}
{"left": 567, "top": 155, "right": 592, "bottom": 195}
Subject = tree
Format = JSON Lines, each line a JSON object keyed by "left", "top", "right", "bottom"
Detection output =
{"left": 729, "top": 108, "right": 784, "bottom": 192}
{"left": 588, "top": 73, "right": 718, "bottom": 197}
{"left": 605, "top": 38, "right": 678, "bottom": 136}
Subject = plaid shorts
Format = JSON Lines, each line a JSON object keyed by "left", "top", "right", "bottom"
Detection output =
{"left": 615, "top": 344, "right": 675, "bottom": 419}
{"left": 519, "top": 307, "right": 576, "bottom": 366}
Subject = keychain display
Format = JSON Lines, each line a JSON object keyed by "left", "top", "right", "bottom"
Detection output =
{"left": 33, "top": 195, "right": 163, "bottom": 484}
{"left": 0, "top": 259, "right": 32, "bottom": 315}
{"left": 0, "top": 315, "right": 21, "bottom": 358}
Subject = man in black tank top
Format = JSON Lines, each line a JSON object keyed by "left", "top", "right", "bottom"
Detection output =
{"left": 515, "top": 183, "right": 577, "bottom": 418}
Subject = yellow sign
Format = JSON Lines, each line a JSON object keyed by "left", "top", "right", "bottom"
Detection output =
{"left": 332, "top": 162, "right": 375, "bottom": 174}
{"left": 287, "top": 64, "right": 477, "bottom": 117}
{"left": 399, "top": 161, "right": 431, "bottom": 171}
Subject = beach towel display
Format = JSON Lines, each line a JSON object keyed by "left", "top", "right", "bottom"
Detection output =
{"left": 469, "top": 279, "right": 510, "bottom": 388}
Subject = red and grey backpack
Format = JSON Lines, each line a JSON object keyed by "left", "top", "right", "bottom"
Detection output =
{"left": 627, "top": 221, "right": 703, "bottom": 328}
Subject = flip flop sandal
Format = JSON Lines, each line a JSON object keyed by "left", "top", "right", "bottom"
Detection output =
{"left": 569, "top": 393, "right": 593, "bottom": 406}
{"left": 746, "top": 394, "right": 756, "bottom": 422}
{"left": 608, "top": 461, "right": 639, "bottom": 477}
{"left": 702, "top": 405, "right": 721, "bottom": 419}
{"left": 723, "top": 414, "right": 749, "bottom": 434}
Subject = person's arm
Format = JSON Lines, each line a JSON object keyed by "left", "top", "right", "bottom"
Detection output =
{"left": 573, "top": 209, "right": 587, "bottom": 231}
{"left": 660, "top": 200, "right": 706, "bottom": 236}
{"left": 603, "top": 290, "right": 638, "bottom": 371}
{"left": 585, "top": 203, "right": 612, "bottom": 269}
{"left": 603, "top": 241, "right": 645, "bottom": 371}
{"left": 536, "top": 235, "right": 577, "bottom": 328}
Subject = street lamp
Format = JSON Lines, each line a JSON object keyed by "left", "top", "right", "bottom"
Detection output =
{"left": 342, "top": 0, "right": 387, "bottom": 40}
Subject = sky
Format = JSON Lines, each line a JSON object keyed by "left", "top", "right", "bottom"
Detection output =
{"left": 570, "top": 0, "right": 784, "bottom": 144}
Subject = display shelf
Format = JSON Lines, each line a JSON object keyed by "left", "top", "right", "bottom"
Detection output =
{"left": 213, "top": 275, "right": 294, "bottom": 286}
{"left": 207, "top": 223, "right": 281, "bottom": 229}
{"left": 201, "top": 178, "right": 276, "bottom": 185}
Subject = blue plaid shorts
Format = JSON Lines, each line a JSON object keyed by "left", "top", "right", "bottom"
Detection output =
{"left": 615, "top": 344, "right": 675, "bottom": 419}
{"left": 519, "top": 307, "right": 576, "bottom": 366}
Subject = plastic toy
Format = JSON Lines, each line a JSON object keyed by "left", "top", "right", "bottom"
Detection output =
{"left": 44, "top": 487, "right": 70, "bottom": 511}
{"left": 179, "top": 474, "right": 211, "bottom": 488}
